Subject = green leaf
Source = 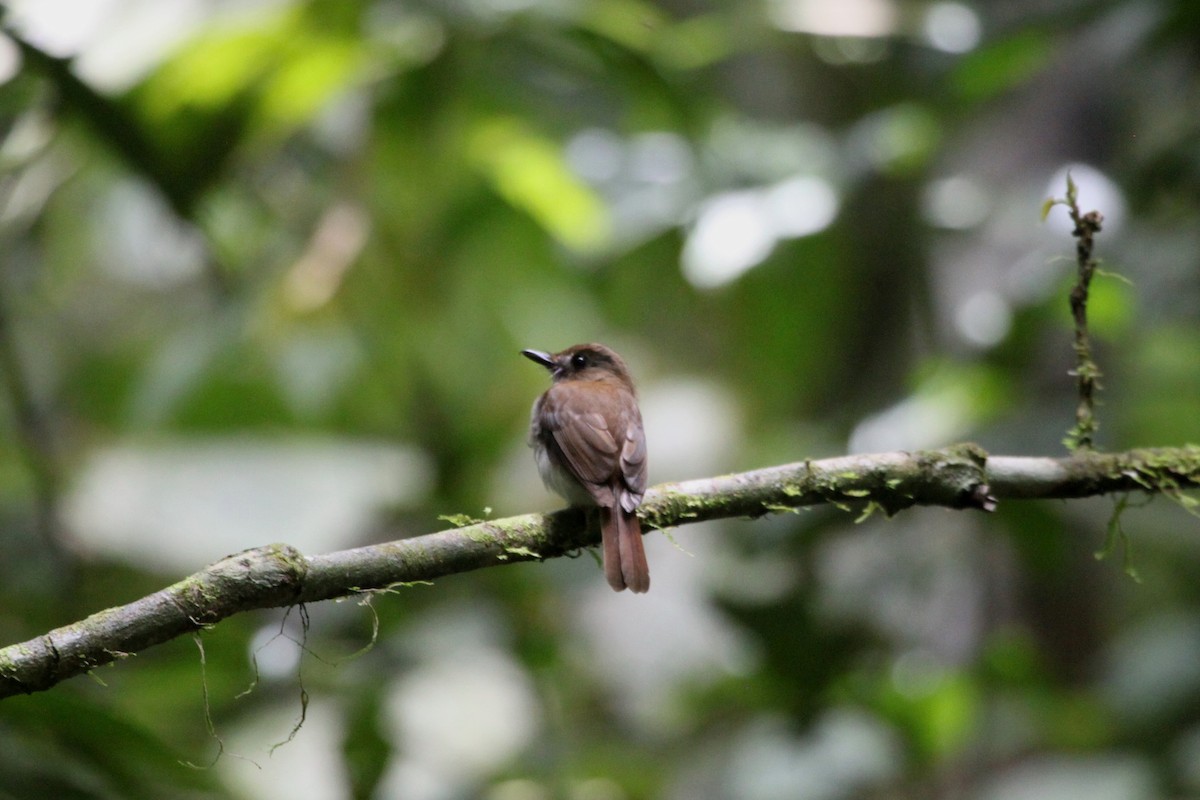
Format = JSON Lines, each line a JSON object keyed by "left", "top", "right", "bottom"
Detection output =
{"left": 468, "top": 117, "right": 611, "bottom": 253}
{"left": 951, "top": 30, "right": 1053, "bottom": 103}
{"left": 1040, "top": 197, "right": 1056, "bottom": 222}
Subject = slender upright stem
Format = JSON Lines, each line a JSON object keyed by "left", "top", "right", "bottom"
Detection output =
{"left": 1062, "top": 178, "right": 1104, "bottom": 451}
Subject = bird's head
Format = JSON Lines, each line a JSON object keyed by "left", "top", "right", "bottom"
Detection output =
{"left": 521, "top": 343, "right": 634, "bottom": 388}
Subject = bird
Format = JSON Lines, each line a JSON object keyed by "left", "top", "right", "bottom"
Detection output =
{"left": 521, "top": 343, "right": 650, "bottom": 593}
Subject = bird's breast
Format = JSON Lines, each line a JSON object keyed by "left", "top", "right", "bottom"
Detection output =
{"left": 533, "top": 438, "right": 596, "bottom": 506}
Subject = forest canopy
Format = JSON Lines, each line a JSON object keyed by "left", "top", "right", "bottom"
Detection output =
{"left": 2, "top": 1, "right": 1200, "bottom": 798}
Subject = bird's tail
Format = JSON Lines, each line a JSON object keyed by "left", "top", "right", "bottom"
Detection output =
{"left": 601, "top": 506, "right": 650, "bottom": 593}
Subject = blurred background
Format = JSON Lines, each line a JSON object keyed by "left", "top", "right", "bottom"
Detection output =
{"left": 1, "top": 0, "right": 1200, "bottom": 797}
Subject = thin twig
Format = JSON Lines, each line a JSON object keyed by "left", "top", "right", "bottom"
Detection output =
{"left": 1059, "top": 174, "right": 1105, "bottom": 450}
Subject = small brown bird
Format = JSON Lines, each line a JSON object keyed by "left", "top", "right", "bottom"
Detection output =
{"left": 522, "top": 343, "right": 650, "bottom": 593}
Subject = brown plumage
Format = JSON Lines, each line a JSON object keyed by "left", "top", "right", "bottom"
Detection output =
{"left": 522, "top": 343, "right": 649, "bottom": 593}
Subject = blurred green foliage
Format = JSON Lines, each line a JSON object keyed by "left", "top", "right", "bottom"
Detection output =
{"left": 2, "top": 0, "right": 1200, "bottom": 798}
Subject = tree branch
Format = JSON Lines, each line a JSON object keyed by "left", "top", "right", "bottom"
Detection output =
{"left": 1, "top": 23, "right": 234, "bottom": 298}
{"left": 0, "top": 278, "right": 67, "bottom": 566}
{"left": 3, "top": 443, "right": 1199, "bottom": 700}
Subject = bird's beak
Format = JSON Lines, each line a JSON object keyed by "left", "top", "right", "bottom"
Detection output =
{"left": 521, "top": 349, "right": 556, "bottom": 370}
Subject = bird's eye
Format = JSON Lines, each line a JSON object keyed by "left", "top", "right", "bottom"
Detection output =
{"left": 570, "top": 353, "right": 587, "bottom": 369}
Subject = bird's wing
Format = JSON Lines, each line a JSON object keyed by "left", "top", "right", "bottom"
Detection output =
{"left": 541, "top": 384, "right": 620, "bottom": 488}
{"left": 618, "top": 409, "right": 647, "bottom": 511}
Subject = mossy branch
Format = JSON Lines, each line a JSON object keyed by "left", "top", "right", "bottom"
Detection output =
{"left": 3, "top": 443, "right": 1200, "bottom": 700}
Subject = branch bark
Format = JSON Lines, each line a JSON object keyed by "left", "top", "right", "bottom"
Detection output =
{"left": 3, "top": 443, "right": 1199, "bottom": 700}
